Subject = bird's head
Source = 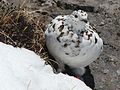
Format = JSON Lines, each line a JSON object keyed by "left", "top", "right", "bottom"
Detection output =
{"left": 71, "top": 10, "right": 88, "bottom": 21}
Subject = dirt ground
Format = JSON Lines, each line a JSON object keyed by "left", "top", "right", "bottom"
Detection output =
{"left": 1, "top": 0, "right": 120, "bottom": 90}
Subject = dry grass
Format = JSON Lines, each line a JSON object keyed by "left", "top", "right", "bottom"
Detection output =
{"left": 0, "top": 1, "right": 45, "bottom": 56}
{"left": 0, "top": 1, "right": 58, "bottom": 71}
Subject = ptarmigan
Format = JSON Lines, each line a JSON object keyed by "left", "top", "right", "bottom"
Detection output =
{"left": 45, "top": 10, "right": 103, "bottom": 76}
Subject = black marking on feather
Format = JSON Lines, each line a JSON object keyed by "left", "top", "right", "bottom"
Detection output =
{"left": 53, "top": 24, "right": 55, "bottom": 29}
{"left": 56, "top": 37, "right": 60, "bottom": 42}
{"left": 92, "top": 26, "right": 97, "bottom": 32}
{"left": 48, "top": 29, "right": 51, "bottom": 33}
{"left": 90, "top": 30, "right": 93, "bottom": 33}
{"left": 86, "top": 31, "right": 88, "bottom": 35}
{"left": 95, "top": 37, "right": 97, "bottom": 44}
{"left": 75, "top": 40, "right": 80, "bottom": 48}
{"left": 74, "top": 15, "right": 78, "bottom": 18}
{"left": 81, "top": 19, "right": 88, "bottom": 23}
{"left": 89, "top": 25, "right": 93, "bottom": 30}
{"left": 66, "top": 31, "right": 69, "bottom": 35}
{"left": 62, "top": 22, "right": 64, "bottom": 25}
{"left": 57, "top": 18, "right": 64, "bottom": 21}
{"left": 77, "top": 40, "right": 81, "bottom": 43}
{"left": 56, "top": 32, "right": 64, "bottom": 42}
{"left": 81, "top": 31, "right": 84, "bottom": 37}
{"left": 50, "top": 21, "right": 52, "bottom": 24}
{"left": 70, "top": 33, "right": 74, "bottom": 37}
{"left": 68, "top": 25, "right": 73, "bottom": 31}
{"left": 81, "top": 14, "right": 84, "bottom": 16}
{"left": 88, "top": 34, "right": 92, "bottom": 40}
{"left": 72, "top": 40, "right": 75, "bottom": 43}
{"left": 81, "top": 31, "right": 85, "bottom": 34}
{"left": 69, "top": 30, "right": 73, "bottom": 32}
{"left": 64, "top": 43, "right": 68, "bottom": 47}
{"left": 65, "top": 53, "right": 69, "bottom": 55}
{"left": 58, "top": 25, "right": 64, "bottom": 32}
{"left": 81, "top": 10, "right": 84, "bottom": 13}
{"left": 75, "top": 45, "right": 79, "bottom": 48}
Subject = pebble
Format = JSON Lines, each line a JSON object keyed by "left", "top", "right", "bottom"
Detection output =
{"left": 111, "top": 62, "right": 117, "bottom": 67}
{"left": 110, "top": 58, "right": 114, "bottom": 61}
{"left": 101, "top": 78, "right": 105, "bottom": 82}
{"left": 117, "top": 85, "right": 120, "bottom": 89}
{"left": 99, "top": 21, "right": 105, "bottom": 26}
{"left": 103, "top": 69, "right": 109, "bottom": 74}
{"left": 116, "top": 69, "right": 120, "bottom": 76}
{"left": 99, "top": 85, "right": 103, "bottom": 89}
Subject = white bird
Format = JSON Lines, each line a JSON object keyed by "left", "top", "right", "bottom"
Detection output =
{"left": 45, "top": 10, "right": 103, "bottom": 76}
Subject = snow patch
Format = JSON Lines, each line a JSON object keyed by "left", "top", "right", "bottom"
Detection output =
{"left": 0, "top": 42, "right": 91, "bottom": 90}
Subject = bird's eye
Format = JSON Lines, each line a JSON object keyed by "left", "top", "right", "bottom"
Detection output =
{"left": 74, "top": 15, "right": 78, "bottom": 18}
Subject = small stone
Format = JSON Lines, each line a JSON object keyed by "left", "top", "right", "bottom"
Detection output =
{"left": 117, "top": 32, "right": 120, "bottom": 37}
{"left": 99, "top": 85, "right": 103, "bottom": 88}
{"left": 111, "top": 62, "right": 117, "bottom": 67}
{"left": 103, "top": 69, "right": 109, "bottom": 74}
{"left": 117, "top": 69, "right": 120, "bottom": 76}
{"left": 101, "top": 78, "right": 105, "bottom": 82}
{"left": 110, "top": 78, "right": 114, "bottom": 82}
{"left": 99, "top": 21, "right": 105, "bottom": 26}
{"left": 110, "top": 58, "right": 114, "bottom": 61}
{"left": 117, "top": 85, "right": 120, "bottom": 89}
{"left": 95, "top": 66, "right": 98, "bottom": 69}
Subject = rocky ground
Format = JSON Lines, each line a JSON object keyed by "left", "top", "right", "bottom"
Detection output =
{"left": 1, "top": 0, "right": 120, "bottom": 90}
